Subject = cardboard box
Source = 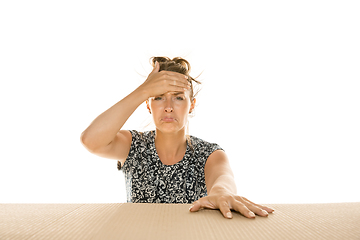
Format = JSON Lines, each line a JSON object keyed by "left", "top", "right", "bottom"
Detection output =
{"left": 1, "top": 202, "right": 359, "bottom": 239}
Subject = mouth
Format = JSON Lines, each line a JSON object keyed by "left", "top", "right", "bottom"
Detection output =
{"left": 161, "top": 117, "right": 175, "bottom": 122}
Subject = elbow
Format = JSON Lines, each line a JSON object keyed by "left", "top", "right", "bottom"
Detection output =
{"left": 80, "top": 131, "right": 96, "bottom": 153}
{"left": 80, "top": 131, "right": 89, "bottom": 148}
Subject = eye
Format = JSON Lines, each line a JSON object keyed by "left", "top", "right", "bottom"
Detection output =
{"left": 176, "top": 96, "right": 184, "bottom": 101}
{"left": 154, "top": 96, "right": 163, "bottom": 100}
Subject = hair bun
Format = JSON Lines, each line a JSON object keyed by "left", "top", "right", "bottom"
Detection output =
{"left": 152, "top": 56, "right": 171, "bottom": 65}
{"left": 172, "top": 57, "right": 191, "bottom": 72}
{"left": 151, "top": 56, "right": 190, "bottom": 72}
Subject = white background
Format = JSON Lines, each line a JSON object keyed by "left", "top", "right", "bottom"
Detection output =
{"left": 1, "top": 0, "right": 359, "bottom": 204}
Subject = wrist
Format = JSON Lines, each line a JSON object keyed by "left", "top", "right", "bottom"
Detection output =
{"left": 133, "top": 85, "right": 150, "bottom": 102}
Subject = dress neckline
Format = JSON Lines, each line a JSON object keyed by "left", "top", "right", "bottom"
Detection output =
{"left": 150, "top": 130, "right": 190, "bottom": 167}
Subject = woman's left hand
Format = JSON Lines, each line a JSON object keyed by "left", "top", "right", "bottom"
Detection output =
{"left": 189, "top": 194, "right": 275, "bottom": 219}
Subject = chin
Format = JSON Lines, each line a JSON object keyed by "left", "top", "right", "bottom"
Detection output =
{"left": 156, "top": 123, "right": 185, "bottom": 134}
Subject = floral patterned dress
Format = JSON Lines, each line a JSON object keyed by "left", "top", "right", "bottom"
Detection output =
{"left": 118, "top": 130, "right": 223, "bottom": 204}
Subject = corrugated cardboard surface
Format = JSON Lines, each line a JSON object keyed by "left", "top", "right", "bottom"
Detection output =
{"left": 1, "top": 202, "right": 359, "bottom": 240}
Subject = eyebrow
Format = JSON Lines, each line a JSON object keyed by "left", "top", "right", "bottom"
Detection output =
{"left": 157, "top": 92, "right": 185, "bottom": 97}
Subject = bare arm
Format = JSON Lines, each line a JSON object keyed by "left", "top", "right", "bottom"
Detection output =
{"left": 204, "top": 150, "right": 237, "bottom": 195}
{"left": 80, "top": 87, "right": 147, "bottom": 161}
{"left": 190, "top": 150, "right": 275, "bottom": 219}
{"left": 80, "top": 62, "right": 190, "bottom": 163}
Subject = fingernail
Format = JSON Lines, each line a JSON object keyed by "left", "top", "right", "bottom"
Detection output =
{"left": 189, "top": 205, "right": 194, "bottom": 211}
{"left": 262, "top": 210, "right": 269, "bottom": 216}
{"left": 249, "top": 212, "right": 255, "bottom": 218}
{"left": 226, "top": 212, "right": 232, "bottom": 218}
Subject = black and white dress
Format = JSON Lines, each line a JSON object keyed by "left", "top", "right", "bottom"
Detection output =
{"left": 119, "top": 130, "right": 223, "bottom": 204}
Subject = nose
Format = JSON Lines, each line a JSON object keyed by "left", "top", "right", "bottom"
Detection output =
{"left": 164, "top": 106, "right": 173, "bottom": 113}
{"left": 164, "top": 99, "right": 173, "bottom": 113}
{"left": 165, "top": 108, "right": 173, "bottom": 113}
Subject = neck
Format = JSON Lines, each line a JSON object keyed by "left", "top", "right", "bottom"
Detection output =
{"left": 154, "top": 128, "right": 187, "bottom": 165}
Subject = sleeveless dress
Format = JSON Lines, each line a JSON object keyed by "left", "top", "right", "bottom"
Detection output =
{"left": 118, "top": 130, "right": 223, "bottom": 204}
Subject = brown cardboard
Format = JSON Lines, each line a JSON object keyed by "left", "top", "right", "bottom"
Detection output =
{"left": 1, "top": 202, "right": 359, "bottom": 240}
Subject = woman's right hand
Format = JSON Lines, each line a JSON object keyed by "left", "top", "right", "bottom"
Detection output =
{"left": 139, "top": 61, "right": 191, "bottom": 99}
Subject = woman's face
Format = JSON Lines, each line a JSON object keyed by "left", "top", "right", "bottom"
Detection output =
{"left": 147, "top": 90, "right": 195, "bottom": 134}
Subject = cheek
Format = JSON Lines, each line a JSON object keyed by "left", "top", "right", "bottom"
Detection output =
{"left": 150, "top": 101, "right": 162, "bottom": 111}
{"left": 174, "top": 101, "right": 191, "bottom": 114}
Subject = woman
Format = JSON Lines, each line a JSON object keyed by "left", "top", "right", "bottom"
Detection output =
{"left": 80, "top": 57, "right": 274, "bottom": 219}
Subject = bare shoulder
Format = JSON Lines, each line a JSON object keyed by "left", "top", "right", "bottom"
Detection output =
{"left": 205, "top": 150, "right": 233, "bottom": 175}
{"left": 206, "top": 150, "right": 228, "bottom": 166}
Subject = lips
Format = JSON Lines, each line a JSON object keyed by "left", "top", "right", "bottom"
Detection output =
{"left": 161, "top": 117, "right": 175, "bottom": 122}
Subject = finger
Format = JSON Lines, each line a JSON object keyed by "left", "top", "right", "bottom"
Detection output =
{"left": 189, "top": 201, "right": 201, "bottom": 212}
{"left": 230, "top": 199, "right": 256, "bottom": 218}
{"left": 168, "top": 80, "right": 190, "bottom": 90}
{"left": 263, "top": 206, "right": 275, "bottom": 213}
{"left": 189, "top": 197, "right": 216, "bottom": 212}
{"left": 218, "top": 199, "right": 233, "bottom": 219}
{"left": 160, "top": 78, "right": 189, "bottom": 92}
{"left": 155, "top": 73, "right": 189, "bottom": 88}
{"left": 161, "top": 70, "right": 188, "bottom": 79}
{"left": 235, "top": 197, "right": 267, "bottom": 217}
{"left": 241, "top": 197, "right": 275, "bottom": 213}
{"left": 244, "top": 203, "right": 269, "bottom": 217}
{"left": 164, "top": 86, "right": 189, "bottom": 95}
{"left": 160, "top": 71, "right": 189, "bottom": 85}
{"left": 151, "top": 61, "right": 160, "bottom": 74}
